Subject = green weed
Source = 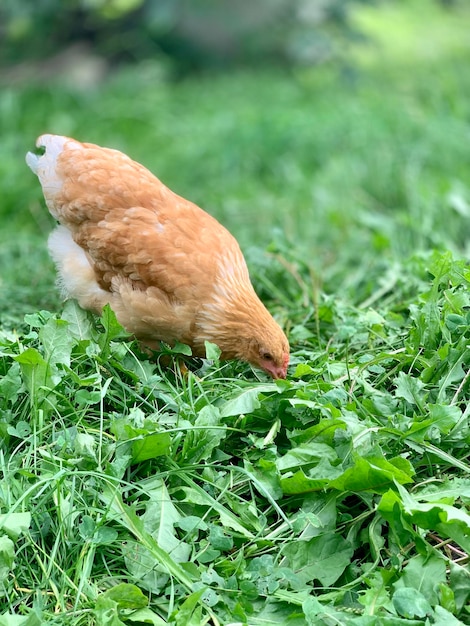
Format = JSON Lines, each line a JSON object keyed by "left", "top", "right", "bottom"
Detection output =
{"left": 1, "top": 246, "right": 470, "bottom": 624}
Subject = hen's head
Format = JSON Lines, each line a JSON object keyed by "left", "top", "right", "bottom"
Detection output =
{"left": 240, "top": 323, "right": 290, "bottom": 379}
{"left": 198, "top": 290, "right": 290, "bottom": 378}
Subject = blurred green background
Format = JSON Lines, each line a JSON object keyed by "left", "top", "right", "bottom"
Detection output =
{"left": 0, "top": 0, "right": 469, "bottom": 320}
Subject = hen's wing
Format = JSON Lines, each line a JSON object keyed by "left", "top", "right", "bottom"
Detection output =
{"left": 26, "top": 134, "right": 252, "bottom": 350}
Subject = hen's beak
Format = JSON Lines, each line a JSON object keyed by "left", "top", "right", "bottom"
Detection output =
{"left": 271, "top": 366, "right": 287, "bottom": 380}
{"left": 261, "top": 353, "right": 289, "bottom": 379}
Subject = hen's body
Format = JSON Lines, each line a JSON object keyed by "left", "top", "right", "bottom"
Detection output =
{"left": 26, "top": 135, "right": 289, "bottom": 378}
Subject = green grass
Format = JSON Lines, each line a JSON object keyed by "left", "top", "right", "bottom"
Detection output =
{"left": 351, "top": 0, "right": 470, "bottom": 66}
{"left": 1, "top": 1, "right": 470, "bottom": 624}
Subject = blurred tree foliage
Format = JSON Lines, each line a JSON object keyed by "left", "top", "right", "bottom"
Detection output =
{"left": 1, "top": 0, "right": 376, "bottom": 74}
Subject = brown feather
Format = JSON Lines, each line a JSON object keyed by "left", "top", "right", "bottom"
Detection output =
{"left": 26, "top": 134, "right": 290, "bottom": 378}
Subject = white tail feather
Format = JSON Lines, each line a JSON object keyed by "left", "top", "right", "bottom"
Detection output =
{"left": 26, "top": 134, "right": 81, "bottom": 213}
{"left": 25, "top": 150, "right": 40, "bottom": 173}
{"left": 26, "top": 134, "right": 68, "bottom": 174}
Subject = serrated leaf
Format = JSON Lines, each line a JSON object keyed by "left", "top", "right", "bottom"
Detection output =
{"left": 101, "top": 486, "right": 195, "bottom": 591}
{"left": 392, "top": 587, "right": 432, "bottom": 619}
{"left": 100, "top": 304, "right": 128, "bottom": 346}
{"left": 280, "top": 468, "right": 331, "bottom": 495}
{"left": 208, "top": 525, "right": 233, "bottom": 551}
{"left": 329, "top": 455, "right": 414, "bottom": 494}
{"left": 75, "top": 389, "right": 103, "bottom": 406}
{"left": 277, "top": 442, "right": 338, "bottom": 472}
{"left": 61, "top": 299, "right": 93, "bottom": 339}
{"left": 394, "top": 371, "right": 425, "bottom": 408}
{"left": 39, "top": 317, "right": 73, "bottom": 367}
{"left": 281, "top": 532, "right": 353, "bottom": 586}
{"left": 379, "top": 484, "right": 470, "bottom": 552}
{"left": 180, "top": 405, "right": 226, "bottom": 463}
{"left": 75, "top": 432, "right": 97, "bottom": 460}
{"left": 204, "top": 340, "right": 221, "bottom": 361}
{"left": 143, "top": 479, "right": 191, "bottom": 563}
{"left": 0, "top": 362, "right": 22, "bottom": 404}
{"left": 173, "top": 589, "right": 205, "bottom": 626}
{"left": 357, "top": 571, "right": 391, "bottom": 614}
{"left": 394, "top": 554, "right": 446, "bottom": 604}
{"left": 24, "top": 311, "right": 53, "bottom": 327}
{"left": 220, "top": 384, "right": 277, "bottom": 417}
{"left": 244, "top": 458, "right": 283, "bottom": 501}
{"left": 176, "top": 486, "right": 254, "bottom": 538}
{"left": 303, "top": 596, "right": 381, "bottom": 625}
{"left": 14, "top": 347, "right": 55, "bottom": 409}
{"left": 94, "top": 596, "right": 125, "bottom": 626}
{"left": 171, "top": 341, "right": 192, "bottom": 356}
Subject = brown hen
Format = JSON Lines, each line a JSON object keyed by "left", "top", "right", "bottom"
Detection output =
{"left": 26, "top": 134, "right": 289, "bottom": 378}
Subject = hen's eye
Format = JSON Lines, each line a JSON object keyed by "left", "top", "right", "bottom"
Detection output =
{"left": 262, "top": 352, "right": 273, "bottom": 361}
